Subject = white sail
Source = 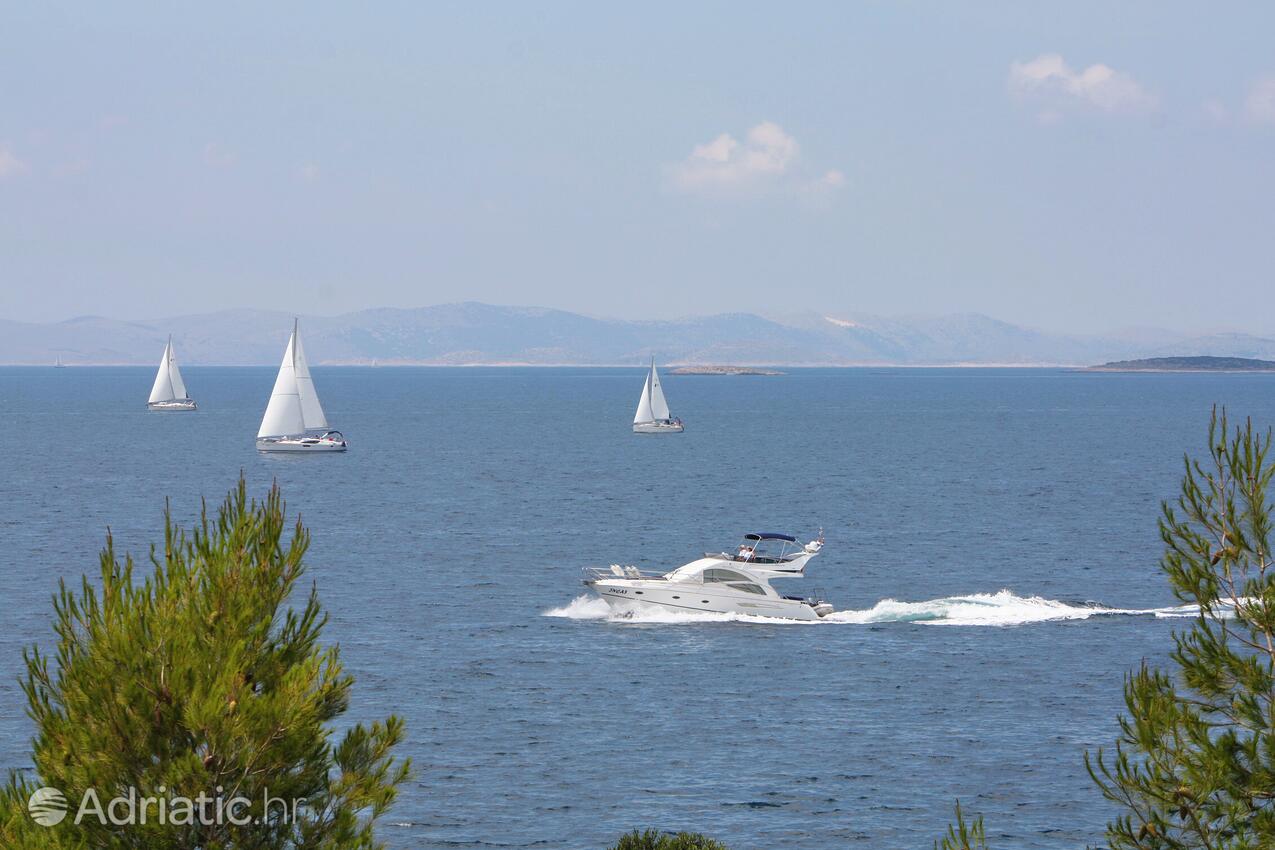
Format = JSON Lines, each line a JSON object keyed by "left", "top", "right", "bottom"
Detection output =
{"left": 291, "top": 322, "right": 328, "bottom": 430}
{"left": 649, "top": 362, "right": 670, "bottom": 421}
{"left": 167, "top": 339, "right": 189, "bottom": 399}
{"left": 148, "top": 340, "right": 175, "bottom": 404}
{"left": 634, "top": 359, "right": 672, "bottom": 423}
{"left": 632, "top": 372, "right": 652, "bottom": 425}
{"left": 257, "top": 330, "right": 306, "bottom": 438}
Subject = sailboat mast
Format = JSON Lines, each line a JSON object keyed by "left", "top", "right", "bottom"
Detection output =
{"left": 647, "top": 356, "right": 654, "bottom": 418}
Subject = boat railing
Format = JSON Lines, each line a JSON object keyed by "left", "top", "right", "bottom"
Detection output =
{"left": 706, "top": 551, "right": 795, "bottom": 565}
{"left": 581, "top": 565, "right": 666, "bottom": 582}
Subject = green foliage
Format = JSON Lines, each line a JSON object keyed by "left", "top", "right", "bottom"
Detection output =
{"left": 0, "top": 478, "right": 410, "bottom": 849}
{"left": 935, "top": 802, "right": 988, "bottom": 850}
{"left": 1088, "top": 408, "right": 1275, "bottom": 848}
{"left": 609, "top": 829, "right": 731, "bottom": 850}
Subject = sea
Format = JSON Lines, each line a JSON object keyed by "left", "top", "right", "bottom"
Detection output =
{"left": 2, "top": 365, "right": 1273, "bottom": 849}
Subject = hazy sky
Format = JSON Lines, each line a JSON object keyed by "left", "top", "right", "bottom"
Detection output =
{"left": 2, "top": 3, "right": 1273, "bottom": 332}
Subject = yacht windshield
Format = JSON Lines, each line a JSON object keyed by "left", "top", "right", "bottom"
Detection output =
{"left": 732, "top": 535, "right": 797, "bottom": 564}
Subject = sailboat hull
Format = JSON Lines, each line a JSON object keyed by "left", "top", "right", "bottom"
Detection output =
{"left": 256, "top": 436, "right": 347, "bottom": 453}
{"left": 633, "top": 421, "right": 684, "bottom": 434}
{"left": 148, "top": 399, "right": 198, "bottom": 411}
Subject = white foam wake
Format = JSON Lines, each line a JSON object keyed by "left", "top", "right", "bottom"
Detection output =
{"left": 544, "top": 591, "right": 1203, "bottom": 627}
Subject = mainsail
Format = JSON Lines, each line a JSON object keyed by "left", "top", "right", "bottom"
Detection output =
{"left": 168, "top": 340, "right": 188, "bottom": 399}
{"left": 148, "top": 337, "right": 188, "bottom": 403}
{"left": 292, "top": 323, "right": 328, "bottom": 430}
{"left": 648, "top": 362, "right": 670, "bottom": 421}
{"left": 258, "top": 320, "right": 327, "bottom": 438}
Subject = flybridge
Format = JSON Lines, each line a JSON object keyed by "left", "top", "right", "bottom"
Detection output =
{"left": 724, "top": 532, "right": 821, "bottom": 570}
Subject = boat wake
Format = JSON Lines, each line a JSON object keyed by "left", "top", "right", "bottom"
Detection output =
{"left": 543, "top": 590, "right": 1202, "bottom": 627}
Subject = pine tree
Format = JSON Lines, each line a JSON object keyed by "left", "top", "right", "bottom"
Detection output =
{"left": 608, "top": 829, "right": 731, "bottom": 850}
{"left": 0, "top": 478, "right": 410, "bottom": 849}
{"left": 936, "top": 802, "right": 988, "bottom": 850}
{"left": 1087, "top": 409, "right": 1275, "bottom": 847}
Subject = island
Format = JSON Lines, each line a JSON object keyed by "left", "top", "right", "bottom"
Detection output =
{"left": 1088, "top": 356, "right": 1275, "bottom": 372}
{"left": 669, "top": 365, "right": 785, "bottom": 376}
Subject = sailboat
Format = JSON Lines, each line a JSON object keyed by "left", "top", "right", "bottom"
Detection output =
{"left": 256, "top": 319, "right": 347, "bottom": 452}
{"left": 147, "top": 336, "right": 197, "bottom": 411}
{"left": 632, "top": 357, "right": 684, "bottom": 434}
{"left": 53, "top": 354, "right": 66, "bottom": 368}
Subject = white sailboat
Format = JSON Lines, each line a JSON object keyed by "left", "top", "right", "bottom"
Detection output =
{"left": 256, "top": 319, "right": 347, "bottom": 452}
{"left": 54, "top": 354, "right": 66, "bottom": 368}
{"left": 632, "top": 357, "right": 683, "bottom": 434}
{"left": 147, "top": 336, "right": 197, "bottom": 411}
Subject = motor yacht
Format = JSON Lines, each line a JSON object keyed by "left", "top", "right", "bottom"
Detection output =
{"left": 583, "top": 532, "right": 832, "bottom": 620}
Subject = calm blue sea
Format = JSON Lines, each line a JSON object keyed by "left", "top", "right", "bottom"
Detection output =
{"left": 3, "top": 366, "right": 1273, "bottom": 849}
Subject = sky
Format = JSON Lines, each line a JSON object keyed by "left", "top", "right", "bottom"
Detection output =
{"left": 1, "top": 2, "right": 1273, "bottom": 333}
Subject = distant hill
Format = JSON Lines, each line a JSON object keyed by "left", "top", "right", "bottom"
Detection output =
{"left": 1089, "top": 356, "right": 1275, "bottom": 372}
{"left": 3, "top": 302, "right": 1275, "bottom": 367}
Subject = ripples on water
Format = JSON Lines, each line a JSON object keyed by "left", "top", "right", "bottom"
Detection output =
{"left": 1, "top": 366, "right": 1272, "bottom": 849}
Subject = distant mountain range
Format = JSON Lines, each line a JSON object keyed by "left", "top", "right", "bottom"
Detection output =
{"left": 4, "top": 302, "right": 1275, "bottom": 367}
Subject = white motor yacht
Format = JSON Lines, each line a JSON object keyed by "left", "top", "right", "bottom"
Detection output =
{"left": 256, "top": 319, "right": 347, "bottom": 452}
{"left": 583, "top": 532, "right": 832, "bottom": 620}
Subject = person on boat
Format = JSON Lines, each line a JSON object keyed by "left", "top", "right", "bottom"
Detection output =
{"left": 737, "top": 544, "right": 754, "bottom": 561}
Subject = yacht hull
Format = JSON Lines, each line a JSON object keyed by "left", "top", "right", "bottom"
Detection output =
{"left": 256, "top": 437, "right": 347, "bottom": 453}
{"left": 148, "top": 400, "right": 197, "bottom": 411}
{"left": 588, "top": 580, "right": 822, "bottom": 621}
{"left": 633, "top": 421, "right": 684, "bottom": 434}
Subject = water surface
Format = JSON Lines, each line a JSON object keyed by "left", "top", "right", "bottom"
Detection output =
{"left": 2, "top": 366, "right": 1271, "bottom": 848}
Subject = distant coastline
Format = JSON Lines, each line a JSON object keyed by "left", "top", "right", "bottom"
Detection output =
{"left": 14, "top": 361, "right": 1089, "bottom": 369}
{"left": 7, "top": 301, "right": 1275, "bottom": 367}
{"left": 669, "top": 366, "right": 784, "bottom": 376}
{"left": 1087, "top": 356, "right": 1275, "bottom": 373}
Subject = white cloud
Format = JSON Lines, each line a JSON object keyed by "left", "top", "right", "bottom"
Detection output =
{"left": 0, "top": 147, "right": 28, "bottom": 179}
{"left": 1009, "top": 54, "right": 1157, "bottom": 118}
{"left": 669, "top": 121, "right": 842, "bottom": 200}
{"left": 1244, "top": 77, "right": 1275, "bottom": 124}
{"left": 672, "top": 121, "right": 797, "bottom": 190}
